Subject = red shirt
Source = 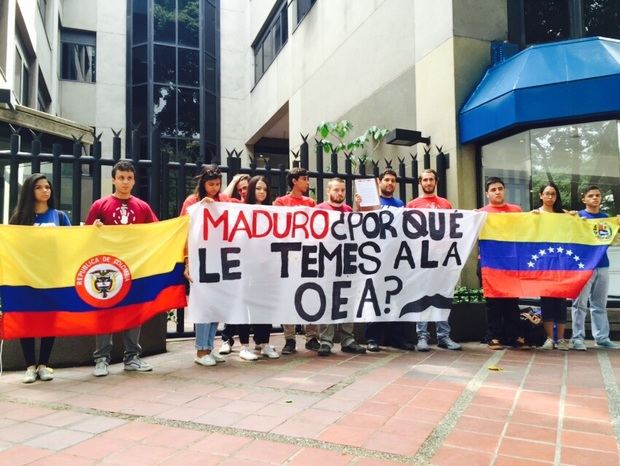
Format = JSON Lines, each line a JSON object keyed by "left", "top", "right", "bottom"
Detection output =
{"left": 85, "top": 195, "right": 158, "bottom": 225}
{"left": 316, "top": 202, "right": 353, "bottom": 212}
{"left": 273, "top": 194, "right": 316, "bottom": 208}
{"left": 479, "top": 203, "right": 522, "bottom": 213}
{"left": 180, "top": 193, "right": 240, "bottom": 215}
{"left": 407, "top": 195, "right": 453, "bottom": 209}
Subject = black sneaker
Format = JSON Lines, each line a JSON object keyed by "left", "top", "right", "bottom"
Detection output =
{"left": 282, "top": 339, "right": 297, "bottom": 355}
{"left": 305, "top": 338, "right": 320, "bottom": 351}
{"left": 318, "top": 343, "right": 332, "bottom": 357}
{"left": 366, "top": 341, "right": 380, "bottom": 352}
{"left": 342, "top": 342, "right": 367, "bottom": 354}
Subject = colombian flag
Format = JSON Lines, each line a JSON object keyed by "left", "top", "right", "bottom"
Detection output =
{"left": 0, "top": 217, "right": 188, "bottom": 338}
{"left": 480, "top": 213, "right": 618, "bottom": 299}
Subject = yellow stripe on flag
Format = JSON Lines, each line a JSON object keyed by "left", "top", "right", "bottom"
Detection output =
{"left": 479, "top": 213, "right": 618, "bottom": 245}
{"left": 0, "top": 216, "right": 188, "bottom": 288}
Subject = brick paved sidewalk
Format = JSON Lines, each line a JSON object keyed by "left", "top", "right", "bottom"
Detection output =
{"left": 0, "top": 336, "right": 618, "bottom": 465}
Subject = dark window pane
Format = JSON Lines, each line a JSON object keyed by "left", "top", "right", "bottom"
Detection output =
{"left": 153, "top": 84, "right": 177, "bottom": 137}
{"left": 132, "top": 45, "right": 147, "bottom": 84}
{"left": 178, "top": 0, "right": 199, "bottom": 47}
{"left": 154, "top": 0, "right": 176, "bottom": 43}
{"left": 178, "top": 138, "right": 201, "bottom": 163}
{"left": 178, "top": 87, "right": 200, "bottom": 138}
{"left": 131, "top": 84, "right": 148, "bottom": 133}
{"left": 204, "top": 53, "right": 216, "bottom": 92}
{"left": 61, "top": 43, "right": 96, "bottom": 82}
{"left": 160, "top": 137, "right": 177, "bottom": 163}
{"left": 154, "top": 44, "right": 175, "bottom": 83}
{"left": 263, "top": 29, "right": 275, "bottom": 71}
{"left": 178, "top": 48, "right": 199, "bottom": 86}
{"left": 205, "top": 2, "right": 216, "bottom": 55}
{"left": 203, "top": 142, "right": 216, "bottom": 164}
{"left": 583, "top": 0, "right": 620, "bottom": 39}
{"left": 297, "top": 0, "right": 315, "bottom": 24}
{"left": 524, "top": 0, "right": 570, "bottom": 44}
{"left": 132, "top": 0, "right": 147, "bottom": 44}
{"left": 254, "top": 47, "right": 263, "bottom": 82}
{"left": 204, "top": 91, "right": 216, "bottom": 144}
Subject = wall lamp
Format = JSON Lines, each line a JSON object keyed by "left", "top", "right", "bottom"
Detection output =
{"left": 385, "top": 128, "right": 430, "bottom": 146}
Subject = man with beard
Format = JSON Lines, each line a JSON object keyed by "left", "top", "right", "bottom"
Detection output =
{"left": 316, "top": 178, "right": 367, "bottom": 356}
{"left": 274, "top": 168, "right": 320, "bottom": 354}
{"left": 363, "top": 169, "right": 416, "bottom": 352}
{"left": 406, "top": 169, "right": 461, "bottom": 351}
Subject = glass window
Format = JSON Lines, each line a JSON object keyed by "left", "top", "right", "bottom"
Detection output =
{"left": 204, "top": 53, "right": 216, "bottom": 93}
{"left": 178, "top": 138, "right": 200, "bottom": 163}
{"left": 131, "top": 84, "right": 148, "bottom": 132}
{"left": 153, "top": 84, "right": 177, "bottom": 137}
{"left": 61, "top": 29, "right": 96, "bottom": 82}
{"left": 203, "top": 92, "right": 216, "bottom": 144}
{"left": 296, "top": 0, "right": 316, "bottom": 25}
{"left": 253, "top": 0, "right": 288, "bottom": 84}
{"left": 178, "top": 0, "right": 199, "bottom": 47}
{"left": 177, "top": 87, "right": 199, "bottom": 138}
{"left": 524, "top": 0, "right": 571, "bottom": 44}
{"left": 37, "top": 70, "right": 51, "bottom": 112}
{"left": 583, "top": 0, "right": 620, "bottom": 39}
{"left": 132, "top": 45, "right": 147, "bottom": 84}
{"left": 132, "top": 0, "right": 148, "bottom": 44}
{"left": 481, "top": 120, "right": 620, "bottom": 214}
{"left": 13, "top": 48, "right": 23, "bottom": 104}
{"left": 154, "top": 45, "right": 176, "bottom": 83}
{"left": 204, "top": 1, "right": 216, "bottom": 55}
{"left": 178, "top": 48, "right": 199, "bottom": 86}
{"left": 154, "top": 0, "right": 176, "bottom": 43}
{"left": 481, "top": 132, "right": 532, "bottom": 209}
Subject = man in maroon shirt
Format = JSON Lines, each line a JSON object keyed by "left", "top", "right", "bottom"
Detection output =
{"left": 407, "top": 169, "right": 461, "bottom": 352}
{"left": 316, "top": 178, "right": 366, "bottom": 356}
{"left": 274, "top": 168, "right": 320, "bottom": 354}
{"left": 87, "top": 161, "right": 158, "bottom": 377}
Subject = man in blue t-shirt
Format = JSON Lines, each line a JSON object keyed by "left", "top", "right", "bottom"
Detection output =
{"left": 363, "top": 169, "right": 415, "bottom": 352}
{"left": 571, "top": 186, "right": 620, "bottom": 350}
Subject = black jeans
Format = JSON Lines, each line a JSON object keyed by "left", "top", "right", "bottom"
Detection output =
{"left": 486, "top": 298, "right": 520, "bottom": 345}
{"left": 20, "top": 337, "right": 55, "bottom": 367}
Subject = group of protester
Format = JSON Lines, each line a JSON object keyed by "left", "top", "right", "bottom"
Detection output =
{"left": 9, "top": 160, "right": 618, "bottom": 383}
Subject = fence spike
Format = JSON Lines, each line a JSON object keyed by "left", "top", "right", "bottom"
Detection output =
{"left": 372, "top": 160, "right": 379, "bottom": 168}
{"left": 410, "top": 153, "right": 417, "bottom": 162}
{"left": 384, "top": 158, "right": 393, "bottom": 168}
{"left": 237, "top": 149, "right": 244, "bottom": 158}
{"left": 398, "top": 156, "right": 405, "bottom": 164}
{"left": 111, "top": 128, "right": 122, "bottom": 138}
{"left": 435, "top": 145, "right": 443, "bottom": 153}
{"left": 300, "top": 133, "right": 309, "bottom": 143}
{"left": 290, "top": 150, "right": 299, "bottom": 159}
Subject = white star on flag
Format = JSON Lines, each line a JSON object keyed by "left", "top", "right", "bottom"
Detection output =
{"left": 566, "top": 250, "right": 573, "bottom": 256}
{"left": 548, "top": 247, "right": 554, "bottom": 253}
{"left": 574, "top": 255, "right": 580, "bottom": 261}
{"left": 528, "top": 261, "right": 535, "bottom": 268}
{"left": 557, "top": 246, "right": 564, "bottom": 253}
{"left": 578, "top": 263, "right": 585, "bottom": 269}
{"left": 539, "top": 249, "right": 546, "bottom": 256}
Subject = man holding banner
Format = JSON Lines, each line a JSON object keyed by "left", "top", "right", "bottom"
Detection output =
{"left": 316, "top": 178, "right": 366, "bottom": 356}
{"left": 87, "top": 161, "right": 158, "bottom": 376}
{"left": 406, "top": 169, "right": 461, "bottom": 352}
{"left": 273, "top": 167, "right": 321, "bottom": 354}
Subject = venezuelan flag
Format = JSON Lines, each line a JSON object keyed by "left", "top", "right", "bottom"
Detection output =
{"left": 479, "top": 213, "right": 618, "bottom": 299}
{"left": 0, "top": 216, "right": 188, "bottom": 339}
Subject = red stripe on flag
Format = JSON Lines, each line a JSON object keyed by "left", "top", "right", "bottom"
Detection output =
{"left": 2, "top": 285, "right": 187, "bottom": 339}
{"left": 481, "top": 268, "right": 592, "bottom": 299}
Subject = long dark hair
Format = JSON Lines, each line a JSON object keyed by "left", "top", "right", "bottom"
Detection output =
{"left": 9, "top": 174, "right": 55, "bottom": 225}
{"left": 245, "top": 176, "right": 271, "bottom": 205}
{"left": 194, "top": 164, "right": 221, "bottom": 200}
{"left": 539, "top": 182, "right": 563, "bottom": 213}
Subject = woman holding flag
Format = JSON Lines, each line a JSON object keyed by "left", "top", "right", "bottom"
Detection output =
{"left": 536, "top": 182, "right": 571, "bottom": 350}
{"left": 9, "top": 173, "right": 71, "bottom": 383}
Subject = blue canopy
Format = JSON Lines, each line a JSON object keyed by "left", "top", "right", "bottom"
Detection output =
{"left": 459, "top": 37, "right": 620, "bottom": 144}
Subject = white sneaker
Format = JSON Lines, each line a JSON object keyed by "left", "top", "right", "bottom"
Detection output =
{"left": 572, "top": 339, "right": 587, "bottom": 351}
{"left": 93, "top": 358, "right": 109, "bottom": 377}
{"left": 211, "top": 350, "right": 226, "bottom": 363}
{"left": 239, "top": 346, "right": 258, "bottom": 361}
{"left": 541, "top": 338, "right": 555, "bottom": 350}
{"left": 556, "top": 339, "right": 570, "bottom": 351}
{"left": 194, "top": 354, "right": 216, "bottom": 366}
{"left": 36, "top": 365, "right": 54, "bottom": 381}
{"left": 22, "top": 365, "right": 37, "bottom": 384}
{"left": 261, "top": 344, "right": 280, "bottom": 359}
{"left": 219, "top": 341, "right": 232, "bottom": 354}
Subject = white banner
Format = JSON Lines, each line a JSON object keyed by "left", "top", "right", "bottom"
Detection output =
{"left": 187, "top": 204, "right": 487, "bottom": 324}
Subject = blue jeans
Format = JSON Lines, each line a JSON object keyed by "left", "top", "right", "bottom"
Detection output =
{"left": 195, "top": 323, "right": 218, "bottom": 350}
{"left": 416, "top": 321, "right": 451, "bottom": 342}
{"left": 571, "top": 268, "right": 610, "bottom": 343}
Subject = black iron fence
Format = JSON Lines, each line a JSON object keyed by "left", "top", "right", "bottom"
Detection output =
{"left": 0, "top": 124, "right": 448, "bottom": 337}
